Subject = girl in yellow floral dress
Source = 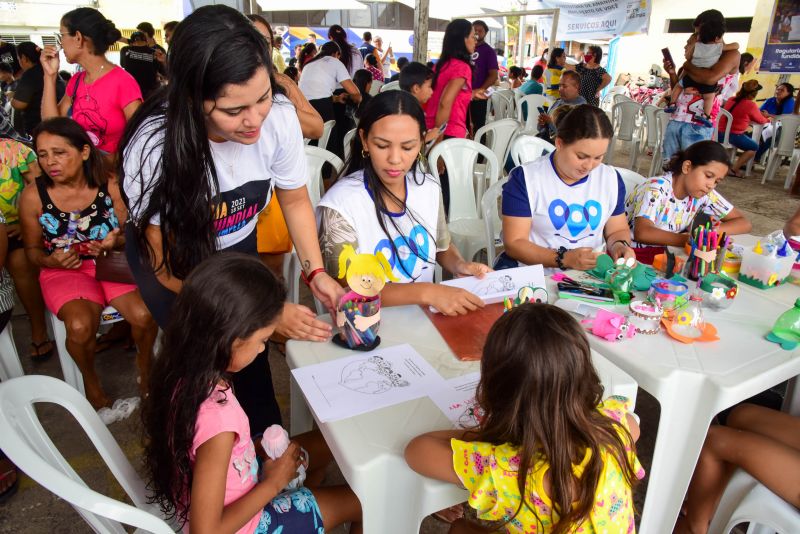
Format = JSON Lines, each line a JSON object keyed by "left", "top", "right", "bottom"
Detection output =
{"left": 405, "top": 303, "right": 646, "bottom": 533}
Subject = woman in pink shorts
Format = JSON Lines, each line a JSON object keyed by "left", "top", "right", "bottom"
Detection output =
{"left": 19, "top": 117, "right": 156, "bottom": 409}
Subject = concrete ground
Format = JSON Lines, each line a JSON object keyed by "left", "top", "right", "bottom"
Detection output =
{"left": 0, "top": 146, "right": 796, "bottom": 534}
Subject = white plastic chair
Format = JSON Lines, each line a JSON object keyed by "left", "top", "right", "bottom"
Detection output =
{"left": 613, "top": 92, "right": 633, "bottom": 105}
{"left": 601, "top": 86, "right": 629, "bottom": 112}
{"left": 49, "top": 306, "right": 124, "bottom": 396}
{"left": 509, "top": 135, "right": 555, "bottom": 167}
{"left": 481, "top": 176, "right": 509, "bottom": 267}
{"left": 0, "top": 375, "right": 174, "bottom": 533}
{"left": 474, "top": 119, "right": 520, "bottom": 177}
{"left": 788, "top": 148, "right": 800, "bottom": 190}
{"left": 428, "top": 139, "right": 500, "bottom": 262}
{"left": 343, "top": 127, "right": 357, "bottom": 163}
{"left": 639, "top": 105, "right": 661, "bottom": 174}
{"left": 318, "top": 119, "right": 336, "bottom": 151}
{"left": 648, "top": 109, "right": 669, "bottom": 178}
{"left": 516, "top": 94, "right": 546, "bottom": 134}
{"left": 606, "top": 101, "right": 643, "bottom": 169}
{"left": 614, "top": 167, "right": 647, "bottom": 201}
{"left": 303, "top": 145, "right": 344, "bottom": 208}
{"left": 761, "top": 114, "right": 800, "bottom": 187}
{"left": 0, "top": 323, "right": 24, "bottom": 381}
{"left": 745, "top": 123, "right": 766, "bottom": 177}
{"left": 368, "top": 79, "right": 383, "bottom": 95}
{"left": 487, "top": 90, "right": 515, "bottom": 122}
{"left": 379, "top": 80, "right": 400, "bottom": 92}
{"left": 708, "top": 469, "right": 800, "bottom": 534}
{"left": 713, "top": 108, "right": 737, "bottom": 163}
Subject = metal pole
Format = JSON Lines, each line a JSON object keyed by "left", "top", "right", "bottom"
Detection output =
{"left": 414, "top": 0, "right": 430, "bottom": 63}
{"left": 518, "top": 13, "right": 526, "bottom": 68}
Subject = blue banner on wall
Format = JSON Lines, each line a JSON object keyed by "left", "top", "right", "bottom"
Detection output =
{"left": 760, "top": 0, "right": 800, "bottom": 73}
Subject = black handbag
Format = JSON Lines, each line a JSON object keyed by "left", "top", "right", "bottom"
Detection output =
{"left": 95, "top": 249, "right": 136, "bottom": 285}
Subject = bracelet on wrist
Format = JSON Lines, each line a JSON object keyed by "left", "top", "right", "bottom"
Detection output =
{"left": 555, "top": 246, "right": 568, "bottom": 271}
{"left": 301, "top": 267, "right": 326, "bottom": 287}
{"left": 609, "top": 240, "right": 631, "bottom": 252}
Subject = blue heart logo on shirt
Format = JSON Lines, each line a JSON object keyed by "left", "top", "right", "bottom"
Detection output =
{"left": 548, "top": 199, "right": 603, "bottom": 237}
{"left": 374, "top": 224, "right": 430, "bottom": 281}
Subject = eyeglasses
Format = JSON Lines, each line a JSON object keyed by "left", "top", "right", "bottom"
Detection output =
{"left": 54, "top": 32, "right": 69, "bottom": 51}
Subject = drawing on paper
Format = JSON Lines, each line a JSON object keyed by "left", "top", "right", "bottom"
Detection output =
{"left": 339, "top": 355, "right": 410, "bottom": 394}
{"left": 453, "top": 397, "right": 483, "bottom": 429}
{"left": 472, "top": 275, "right": 515, "bottom": 296}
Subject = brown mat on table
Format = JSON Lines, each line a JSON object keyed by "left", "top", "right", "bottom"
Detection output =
{"left": 422, "top": 303, "right": 505, "bottom": 361}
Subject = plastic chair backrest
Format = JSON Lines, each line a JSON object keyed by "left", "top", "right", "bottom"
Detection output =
{"left": 428, "top": 138, "right": 500, "bottom": 221}
{"left": 304, "top": 146, "right": 344, "bottom": 207}
{"left": 517, "top": 94, "right": 546, "bottom": 131}
{"left": 474, "top": 119, "right": 520, "bottom": 171}
{"left": 613, "top": 92, "right": 633, "bottom": 105}
{"left": 369, "top": 80, "right": 383, "bottom": 96}
{"left": 612, "top": 101, "right": 642, "bottom": 142}
{"left": 0, "top": 376, "right": 174, "bottom": 534}
{"left": 0, "top": 323, "right": 23, "bottom": 380}
{"left": 318, "top": 120, "right": 335, "bottom": 151}
{"left": 771, "top": 114, "right": 800, "bottom": 156}
{"left": 380, "top": 80, "right": 400, "bottom": 92}
{"left": 642, "top": 105, "right": 662, "bottom": 149}
{"left": 488, "top": 90, "right": 514, "bottom": 122}
{"left": 481, "top": 176, "right": 510, "bottom": 267}
{"left": 614, "top": 167, "right": 647, "bottom": 199}
{"left": 509, "top": 135, "right": 556, "bottom": 167}
{"left": 657, "top": 109, "right": 669, "bottom": 145}
{"left": 343, "top": 127, "right": 357, "bottom": 163}
{"left": 713, "top": 108, "right": 734, "bottom": 145}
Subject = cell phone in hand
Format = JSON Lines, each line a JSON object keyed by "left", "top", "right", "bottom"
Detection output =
{"left": 425, "top": 122, "right": 448, "bottom": 154}
{"left": 661, "top": 47, "right": 674, "bottom": 65}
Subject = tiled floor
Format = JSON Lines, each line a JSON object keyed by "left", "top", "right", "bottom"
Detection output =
{"left": 0, "top": 148, "right": 796, "bottom": 534}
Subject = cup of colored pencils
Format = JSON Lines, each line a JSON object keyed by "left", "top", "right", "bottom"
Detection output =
{"left": 685, "top": 224, "right": 728, "bottom": 281}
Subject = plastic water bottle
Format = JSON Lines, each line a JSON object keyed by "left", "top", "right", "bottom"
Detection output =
{"left": 261, "top": 424, "right": 306, "bottom": 490}
{"left": 767, "top": 298, "right": 800, "bottom": 350}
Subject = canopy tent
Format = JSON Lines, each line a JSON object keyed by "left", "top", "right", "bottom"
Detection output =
{"left": 396, "top": 0, "right": 506, "bottom": 28}
{"left": 255, "top": 0, "right": 368, "bottom": 10}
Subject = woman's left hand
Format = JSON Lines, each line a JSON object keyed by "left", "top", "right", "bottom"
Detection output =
{"left": 453, "top": 261, "right": 492, "bottom": 278}
{"left": 275, "top": 302, "right": 333, "bottom": 342}
{"left": 86, "top": 228, "right": 120, "bottom": 257}
{"left": 309, "top": 272, "right": 345, "bottom": 316}
{"left": 609, "top": 240, "right": 636, "bottom": 263}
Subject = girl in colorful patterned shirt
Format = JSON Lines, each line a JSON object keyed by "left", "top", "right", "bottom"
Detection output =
{"left": 625, "top": 140, "right": 751, "bottom": 264}
{"left": 142, "top": 253, "right": 362, "bottom": 534}
{"left": 405, "top": 303, "right": 645, "bottom": 533}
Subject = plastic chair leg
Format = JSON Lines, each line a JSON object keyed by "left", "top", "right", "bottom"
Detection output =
{"left": 786, "top": 151, "right": 800, "bottom": 189}
{"left": 48, "top": 311, "right": 85, "bottom": 395}
{"left": 762, "top": 154, "right": 779, "bottom": 185}
{"left": 0, "top": 324, "right": 24, "bottom": 380}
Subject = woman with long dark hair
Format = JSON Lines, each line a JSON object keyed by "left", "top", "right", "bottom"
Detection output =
{"left": 318, "top": 91, "right": 490, "bottom": 316}
{"left": 40, "top": 8, "right": 142, "bottom": 154}
{"left": 327, "top": 24, "right": 361, "bottom": 77}
{"left": 424, "top": 18, "right": 486, "bottom": 212}
{"left": 120, "top": 5, "right": 344, "bottom": 435}
{"left": 545, "top": 47, "right": 567, "bottom": 99}
{"left": 298, "top": 41, "right": 361, "bottom": 125}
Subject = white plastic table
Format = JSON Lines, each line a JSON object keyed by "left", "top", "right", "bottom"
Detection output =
{"left": 286, "top": 305, "right": 638, "bottom": 534}
{"left": 550, "top": 267, "right": 800, "bottom": 534}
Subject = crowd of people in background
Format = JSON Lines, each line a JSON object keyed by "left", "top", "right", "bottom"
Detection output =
{"left": 0, "top": 6, "right": 799, "bottom": 534}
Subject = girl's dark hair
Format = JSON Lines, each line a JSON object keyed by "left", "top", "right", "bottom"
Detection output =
{"left": 739, "top": 52, "right": 754, "bottom": 74}
{"left": 548, "top": 47, "right": 565, "bottom": 68}
{"left": 305, "top": 41, "right": 340, "bottom": 68}
{"left": 61, "top": 8, "right": 121, "bottom": 56}
{"left": 587, "top": 45, "right": 603, "bottom": 64}
{"left": 555, "top": 104, "right": 613, "bottom": 145}
{"left": 777, "top": 83, "right": 796, "bottom": 114}
{"left": 327, "top": 24, "right": 354, "bottom": 73}
{"left": 365, "top": 53, "right": 379, "bottom": 67}
{"left": 531, "top": 64, "right": 544, "bottom": 80}
{"left": 33, "top": 117, "right": 107, "bottom": 188}
{"left": 16, "top": 42, "right": 40, "bottom": 64}
{"left": 432, "top": 19, "right": 473, "bottom": 90}
{"left": 142, "top": 253, "right": 286, "bottom": 526}
{"left": 283, "top": 65, "right": 299, "bottom": 81}
{"left": 473, "top": 303, "right": 640, "bottom": 534}
{"left": 298, "top": 42, "right": 317, "bottom": 70}
{"left": 246, "top": 14, "right": 273, "bottom": 41}
{"left": 338, "top": 91, "right": 433, "bottom": 278}
{"left": 352, "top": 68, "right": 372, "bottom": 95}
{"left": 666, "top": 140, "right": 731, "bottom": 175}
{"left": 509, "top": 66, "right": 523, "bottom": 78}
{"left": 119, "top": 5, "right": 283, "bottom": 281}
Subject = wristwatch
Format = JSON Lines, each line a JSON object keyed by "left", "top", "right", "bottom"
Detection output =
{"left": 555, "top": 246, "right": 568, "bottom": 270}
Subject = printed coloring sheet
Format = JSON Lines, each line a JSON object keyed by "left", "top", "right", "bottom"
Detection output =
{"left": 291, "top": 344, "right": 448, "bottom": 423}
{"left": 429, "top": 372, "right": 483, "bottom": 429}
{"left": 430, "top": 265, "right": 546, "bottom": 312}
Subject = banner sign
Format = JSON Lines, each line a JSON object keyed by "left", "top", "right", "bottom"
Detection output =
{"left": 537, "top": 0, "right": 650, "bottom": 41}
{"left": 760, "top": 0, "right": 800, "bottom": 73}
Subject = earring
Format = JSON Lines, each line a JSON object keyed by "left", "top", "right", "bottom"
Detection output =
{"left": 361, "top": 149, "right": 369, "bottom": 158}
{"left": 417, "top": 151, "right": 424, "bottom": 164}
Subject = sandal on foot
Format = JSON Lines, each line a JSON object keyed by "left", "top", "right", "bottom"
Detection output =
{"left": 29, "top": 340, "right": 54, "bottom": 363}
{"left": 0, "top": 463, "right": 20, "bottom": 504}
{"left": 431, "top": 504, "right": 465, "bottom": 523}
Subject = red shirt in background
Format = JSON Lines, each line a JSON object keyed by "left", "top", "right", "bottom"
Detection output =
{"left": 720, "top": 97, "right": 769, "bottom": 135}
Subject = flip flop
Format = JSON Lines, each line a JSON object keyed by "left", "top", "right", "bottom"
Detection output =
{"left": 29, "top": 340, "right": 54, "bottom": 363}
{"left": 0, "top": 464, "right": 19, "bottom": 504}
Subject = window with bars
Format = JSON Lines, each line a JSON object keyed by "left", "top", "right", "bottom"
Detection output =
{"left": 0, "top": 35, "right": 30, "bottom": 45}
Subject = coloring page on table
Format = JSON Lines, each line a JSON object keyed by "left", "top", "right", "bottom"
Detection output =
{"left": 290, "top": 344, "right": 448, "bottom": 423}
{"left": 430, "top": 372, "right": 484, "bottom": 429}
{"left": 431, "top": 265, "right": 546, "bottom": 312}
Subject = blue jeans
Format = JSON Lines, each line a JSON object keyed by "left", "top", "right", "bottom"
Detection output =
{"left": 662, "top": 120, "right": 713, "bottom": 164}
{"left": 724, "top": 132, "right": 758, "bottom": 152}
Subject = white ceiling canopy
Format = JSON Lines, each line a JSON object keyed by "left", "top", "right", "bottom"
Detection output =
{"left": 396, "top": 0, "right": 506, "bottom": 28}
{"left": 256, "top": 0, "right": 368, "bottom": 10}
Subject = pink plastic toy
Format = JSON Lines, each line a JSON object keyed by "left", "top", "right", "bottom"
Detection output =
{"left": 582, "top": 309, "right": 636, "bottom": 342}
{"left": 261, "top": 424, "right": 306, "bottom": 490}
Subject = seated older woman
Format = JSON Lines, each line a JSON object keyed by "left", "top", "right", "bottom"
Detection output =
{"left": 19, "top": 118, "right": 157, "bottom": 409}
{"left": 718, "top": 80, "right": 769, "bottom": 177}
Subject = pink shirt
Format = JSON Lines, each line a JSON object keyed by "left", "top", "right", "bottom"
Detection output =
{"left": 425, "top": 59, "right": 472, "bottom": 138}
{"left": 66, "top": 66, "right": 142, "bottom": 153}
{"left": 186, "top": 385, "right": 260, "bottom": 534}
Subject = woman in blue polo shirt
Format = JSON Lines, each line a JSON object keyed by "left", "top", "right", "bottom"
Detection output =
{"left": 497, "top": 104, "right": 635, "bottom": 272}
{"left": 754, "top": 82, "right": 796, "bottom": 162}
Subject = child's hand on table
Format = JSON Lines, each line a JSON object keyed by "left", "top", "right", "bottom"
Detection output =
{"left": 428, "top": 285, "right": 484, "bottom": 316}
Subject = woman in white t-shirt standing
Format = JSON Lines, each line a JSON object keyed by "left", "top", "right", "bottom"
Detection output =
{"left": 120, "top": 5, "right": 344, "bottom": 436}
{"left": 298, "top": 41, "right": 361, "bottom": 125}
{"left": 317, "top": 90, "right": 490, "bottom": 316}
